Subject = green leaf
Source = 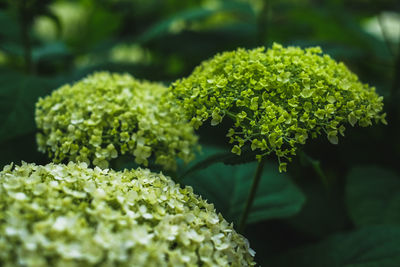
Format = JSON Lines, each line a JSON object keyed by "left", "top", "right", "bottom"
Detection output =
{"left": 0, "top": 70, "right": 56, "bottom": 143}
{"left": 346, "top": 166, "right": 400, "bottom": 227}
{"left": 180, "top": 151, "right": 232, "bottom": 180}
{"left": 179, "top": 145, "right": 258, "bottom": 180}
{"left": 32, "top": 42, "right": 70, "bottom": 63}
{"left": 179, "top": 145, "right": 225, "bottom": 180}
{"left": 285, "top": 177, "right": 351, "bottom": 238}
{"left": 136, "top": 8, "right": 214, "bottom": 43}
{"left": 222, "top": 145, "right": 258, "bottom": 165}
{"left": 272, "top": 226, "right": 400, "bottom": 267}
{"left": 299, "top": 151, "right": 328, "bottom": 186}
{"left": 135, "top": 2, "right": 255, "bottom": 44}
{"left": 183, "top": 160, "right": 306, "bottom": 226}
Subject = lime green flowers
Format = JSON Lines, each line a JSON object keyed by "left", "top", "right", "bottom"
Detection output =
{"left": 170, "top": 43, "right": 386, "bottom": 171}
{"left": 0, "top": 162, "right": 256, "bottom": 266}
{"left": 35, "top": 72, "right": 198, "bottom": 170}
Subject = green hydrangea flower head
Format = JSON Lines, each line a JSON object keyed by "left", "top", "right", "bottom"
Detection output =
{"left": 35, "top": 72, "right": 198, "bottom": 171}
{"left": 170, "top": 43, "right": 386, "bottom": 172}
{"left": 0, "top": 162, "right": 256, "bottom": 266}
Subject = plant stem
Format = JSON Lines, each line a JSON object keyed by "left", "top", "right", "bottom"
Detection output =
{"left": 238, "top": 157, "right": 266, "bottom": 232}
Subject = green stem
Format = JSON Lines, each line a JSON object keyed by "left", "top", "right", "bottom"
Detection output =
{"left": 238, "top": 157, "right": 266, "bottom": 232}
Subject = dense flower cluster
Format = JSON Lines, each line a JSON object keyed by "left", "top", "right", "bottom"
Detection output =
{"left": 0, "top": 162, "right": 256, "bottom": 266}
{"left": 170, "top": 43, "right": 386, "bottom": 171}
{"left": 35, "top": 72, "right": 198, "bottom": 170}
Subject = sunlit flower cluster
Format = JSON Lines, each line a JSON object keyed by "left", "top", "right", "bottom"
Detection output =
{"left": 0, "top": 162, "right": 256, "bottom": 266}
{"left": 170, "top": 43, "right": 386, "bottom": 171}
{"left": 35, "top": 72, "right": 198, "bottom": 170}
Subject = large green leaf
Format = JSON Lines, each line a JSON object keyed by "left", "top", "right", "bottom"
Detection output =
{"left": 272, "top": 226, "right": 400, "bottom": 267}
{"left": 179, "top": 145, "right": 259, "bottom": 180}
{"left": 135, "top": 1, "right": 255, "bottom": 44}
{"left": 136, "top": 8, "right": 215, "bottom": 43}
{"left": 179, "top": 150, "right": 232, "bottom": 180}
{"left": 183, "top": 159, "right": 306, "bottom": 227}
{"left": 0, "top": 70, "right": 57, "bottom": 143}
{"left": 284, "top": 176, "right": 351, "bottom": 239}
{"left": 32, "top": 42, "right": 71, "bottom": 63}
{"left": 346, "top": 166, "right": 400, "bottom": 227}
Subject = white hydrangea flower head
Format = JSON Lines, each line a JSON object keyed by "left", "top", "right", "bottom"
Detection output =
{"left": 170, "top": 43, "right": 386, "bottom": 172}
{"left": 35, "top": 72, "right": 198, "bottom": 170}
{"left": 0, "top": 162, "right": 256, "bottom": 266}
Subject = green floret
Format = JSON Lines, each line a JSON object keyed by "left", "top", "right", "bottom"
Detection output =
{"left": 0, "top": 162, "right": 256, "bottom": 266}
{"left": 170, "top": 43, "right": 386, "bottom": 172}
{"left": 35, "top": 72, "right": 198, "bottom": 171}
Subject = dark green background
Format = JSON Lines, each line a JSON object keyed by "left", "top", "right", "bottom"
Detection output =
{"left": 1, "top": 0, "right": 400, "bottom": 266}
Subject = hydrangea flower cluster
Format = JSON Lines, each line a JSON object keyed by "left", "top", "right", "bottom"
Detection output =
{"left": 35, "top": 72, "right": 198, "bottom": 170}
{"left": 0, "top": 162, "right": 256, "bottom": 266}
{"left": 170, "top": 43, "right": 386, "bottom": 171}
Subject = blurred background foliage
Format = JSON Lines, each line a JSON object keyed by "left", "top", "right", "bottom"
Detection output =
{"left": 1, "top": 0, "right": 400, "bottom": 266}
